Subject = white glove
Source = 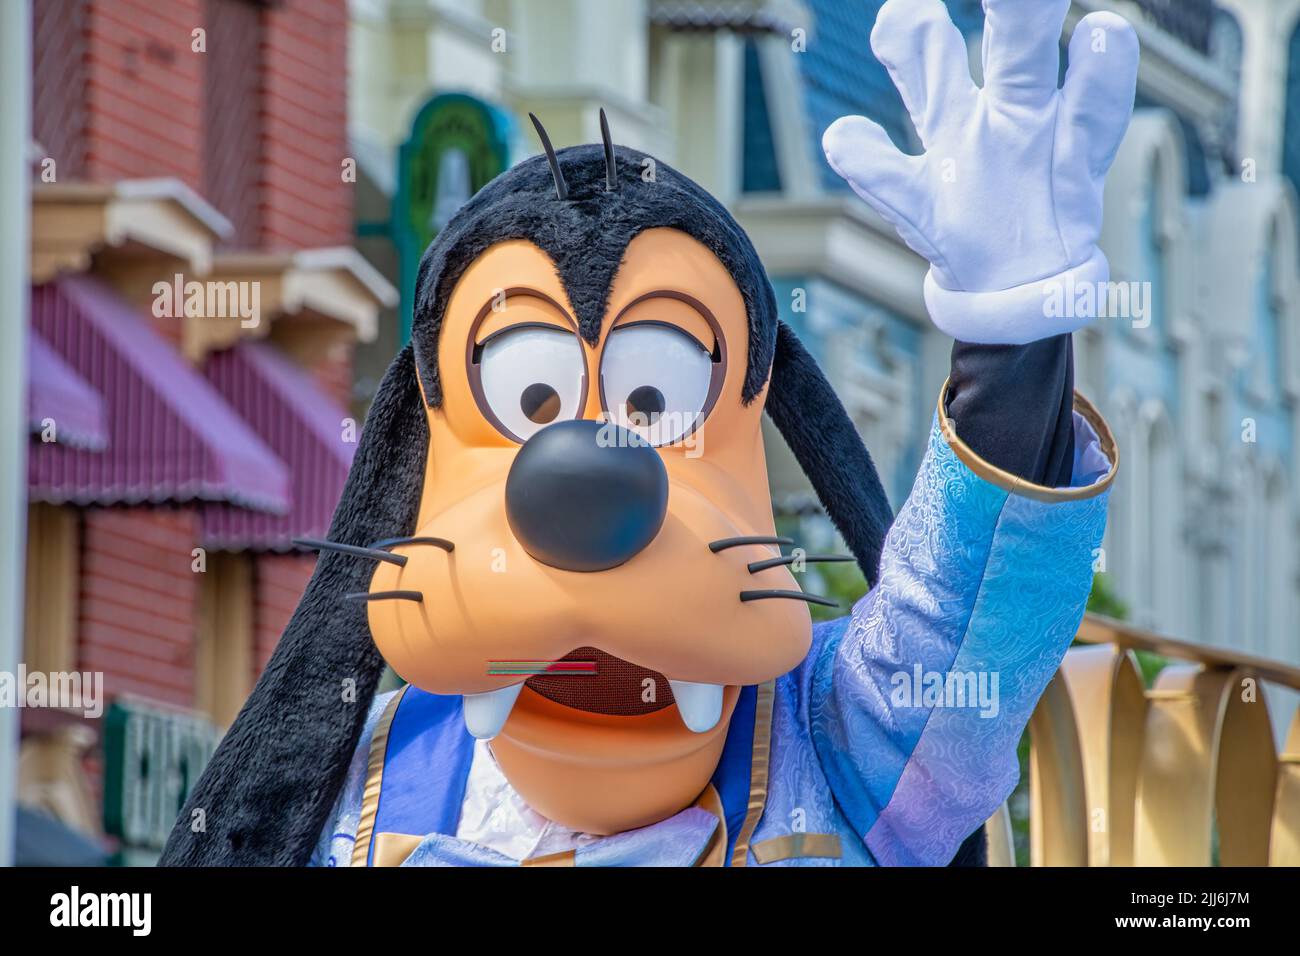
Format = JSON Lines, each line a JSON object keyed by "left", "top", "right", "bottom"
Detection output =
{"left": 823, "top": 0, "right": 1139, "bottom": 345}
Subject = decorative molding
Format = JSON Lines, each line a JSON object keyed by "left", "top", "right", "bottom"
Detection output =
{"left": 31, "top": 179, "right": 231, "bottom": 284}
{"left": 185, "top": 248, "right": 396, "bottom": 362}
{"left": 1072, "top": 1, "right": 1236, "bottom": 121}
{"left": 503, "top": 84, "right": 673, "bottom": 160}
{"left": 732, "top": 194, "right": 929, "bottom": 323}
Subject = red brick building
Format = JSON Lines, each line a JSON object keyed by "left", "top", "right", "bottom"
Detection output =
{"left": 19, "top": 0, "right": 393, "bottom": 860}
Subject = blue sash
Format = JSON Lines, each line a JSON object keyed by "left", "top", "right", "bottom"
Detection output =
{"left": 365, "top": 689, "right": 473, "bottom": 866}
{"left": 367, "top": 684, "right": 761, "bottom": 866}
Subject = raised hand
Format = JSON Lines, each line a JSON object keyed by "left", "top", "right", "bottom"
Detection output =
{"left": 823, "top": 0, "right": 1139, "bottom": 344}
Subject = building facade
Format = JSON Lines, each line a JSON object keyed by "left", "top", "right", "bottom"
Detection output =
{"left": 17, "top": 0, "right": 394, "bottom": 862}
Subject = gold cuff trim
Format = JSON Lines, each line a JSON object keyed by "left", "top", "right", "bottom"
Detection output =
{"left": 694, "top": 783, "right": 728, "bottom": 867}
{"left": 937, "top": 378, "right": 1119, "bottom": 503}
{"left": 372, "top": 831, "right": 424, "bottom": 868}
{"left": 730, "top": 680, "right": 775, "bottom": 866}
{"left": 351, "top": 685, "right": 409, "bottom": 868}
{"left": 751, "top": 832, "right": 843, "bottom": 864}
{"left": 521, "top": 849, "right": 576, "bottom": 867}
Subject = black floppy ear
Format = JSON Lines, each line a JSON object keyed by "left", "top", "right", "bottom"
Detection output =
{"left": 159, "top": 344, "right": 429, "bottom": 866}
{"left": 763, "top": 321, "right": 893, "bottom": 586}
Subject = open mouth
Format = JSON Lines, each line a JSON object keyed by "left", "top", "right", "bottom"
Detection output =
{"left": 526, "top": 647, "right": 674, "bottom": 717}
{"left": 526, "top": 647, "right": 725, "bottom": 734}
{"left": 462, "top": 646, "right": 727, "bottom": 740}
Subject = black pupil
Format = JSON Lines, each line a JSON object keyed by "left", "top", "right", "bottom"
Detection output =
{"left": 626, "top": 385, "right": 666, "bottom": 424}
{"left": 520, "top": 382, "right": 561, "bottom": 424}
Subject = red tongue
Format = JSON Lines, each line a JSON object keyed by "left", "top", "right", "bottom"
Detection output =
{"left": 525, "top": 647, "right": 676, "bottom": 716}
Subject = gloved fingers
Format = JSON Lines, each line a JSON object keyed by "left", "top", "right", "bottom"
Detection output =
{"left": 869, "top": 0, "right": 978, "bottom": 149}
{"left": 823, "top": 114, "right": 927, "bottom": 228}
{"left": 1061, "top": 11, "right": 1141, "bottom": 178}
{"left": 980, "top": 0, "right": 1071, "bottom": 108}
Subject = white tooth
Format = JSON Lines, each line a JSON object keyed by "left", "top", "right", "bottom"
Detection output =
{"left": 668, "top": 680, "right": 724, "bottom": 734}
{"left": 463, "top": 683, "right": 525, "bottom": 740}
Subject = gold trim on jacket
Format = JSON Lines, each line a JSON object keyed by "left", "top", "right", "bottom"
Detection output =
{"left": 350, "top": 685, "right": 409, "bottom": 867}
{"left": 937, "top": 380, "right": 1118, "bottom": 503}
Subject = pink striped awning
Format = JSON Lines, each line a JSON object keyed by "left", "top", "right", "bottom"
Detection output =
{"left": 28, "top": 330, "right": 108, "bottom": 450}
{"left": 202, "top": 341, "right": 357, "bottom": 550}
{"left": 28, "top": 276, "right": 290, "bottom": 512}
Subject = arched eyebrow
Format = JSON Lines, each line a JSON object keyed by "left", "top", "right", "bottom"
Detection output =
{"left": 609, "top": 290, "right": 722, "bottom": 359}
{"left": 472, "top": 287, "right": 578, "bottom": 344}
{"left": 610, "top": 318, "right": 711, "bottom": 355}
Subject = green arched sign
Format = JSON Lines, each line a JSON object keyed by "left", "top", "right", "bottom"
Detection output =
{"left": 394, "top": 93, "right": 513, "bottom": 342}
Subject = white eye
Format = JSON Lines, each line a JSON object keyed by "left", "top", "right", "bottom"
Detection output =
{"left": 600, "top": 323, "right": 715, "bottom": 446}
{"left": 476, "top": 325, "right": 585, "bottom": 442}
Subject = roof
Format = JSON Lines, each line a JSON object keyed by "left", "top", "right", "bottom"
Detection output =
{"left": 740, "top": 1, "right": 1231, "bottom": 203}
{"left": 201, "top": 341, "right": 357, "bottom": 550}
{"left": 28, "top": 275, "right": 290, "bottom": 512}
{"left": 649, "top": 2, "right": 794, "bottom": 34}
{"left": 27, "top": 329, "right": 107, "bottom": 450}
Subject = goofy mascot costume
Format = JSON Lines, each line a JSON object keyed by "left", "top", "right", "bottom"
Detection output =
{"left": 162, "top": 0, "right": 1136, "bottom": 867}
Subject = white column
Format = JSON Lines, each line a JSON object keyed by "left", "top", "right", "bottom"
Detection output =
{"left": 508, "top": 0, "right": 669, "bottom": 157}
{"left": 0, "top": 0, "right": 32, "bottom": 867}
{"left": 757, "top": 32, "right": 817, "bottom": 200}
{"left": 651, "top": 30, "right": 745, "bottom": 198}
{"left": 1217, "top": 0, "right": 1300, "bottom": 175}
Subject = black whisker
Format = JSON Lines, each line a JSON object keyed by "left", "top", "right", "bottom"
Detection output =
{"left": 529, "top": 112, "right": 569, "bottom": 200}
{"left": 294, "top": 537, "right": 407, "bottom": 567}
{"left": 599, "top": 107, "right": 618, "bottom": 191}
{"left": 708, "top": 535, "right": 794, "bottom": 553}
{"left": 747, "top": 554, "right": 856, "bottom": 574}
{"left": 740, "top": 589, "right": 839, "bottom": 609}
{"left": 343, "top": 590, "right": 424, "bottom": 603}
{"left": 369, "top": 536, "right": 455, "bottom": 553}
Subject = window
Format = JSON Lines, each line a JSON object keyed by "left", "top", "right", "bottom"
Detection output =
{"left": 22, "top": 503, "right": 80, "bottom": 677}
{"left": 1285, "top": 21, "right": 1300, "bottom": 233}
{"left": 1263, "top": 470, "right": 1294, "bottom": 663}
{"left": 1135, "top": 162, "right": 1169, "bottom": 344}
{"left": 1146, "top": 412, "right": 1182, "bottom": 634}
{"left": 741, "top": 39, "right": 781, "bottom": 193}
{"left": 1209, "top": 10, "right": 1243, "bottom": 85}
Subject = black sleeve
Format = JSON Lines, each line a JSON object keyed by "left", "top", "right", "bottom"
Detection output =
{"left": 943, "top": 333, "right": 1076, "bottom": 488}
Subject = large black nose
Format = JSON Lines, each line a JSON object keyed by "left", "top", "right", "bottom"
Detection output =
{"left": 505, "top": 419, "right": 668, "bottom": 572}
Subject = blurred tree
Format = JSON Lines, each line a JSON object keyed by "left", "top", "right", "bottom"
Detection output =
{"left": 1086, "top": 574, "right": 1130, "bottom": 620}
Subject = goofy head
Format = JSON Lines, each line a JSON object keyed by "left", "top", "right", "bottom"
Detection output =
{"left": 162, "top": 116, "right": 894, "bottom": 862}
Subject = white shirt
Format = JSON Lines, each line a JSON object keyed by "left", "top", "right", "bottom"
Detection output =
{"left": 453, "top": 738, "right": 600, "bottom": 861}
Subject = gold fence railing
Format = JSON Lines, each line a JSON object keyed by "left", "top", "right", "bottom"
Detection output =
{"left": 985, "top": 613, "right": 1300, "bottom": 866}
